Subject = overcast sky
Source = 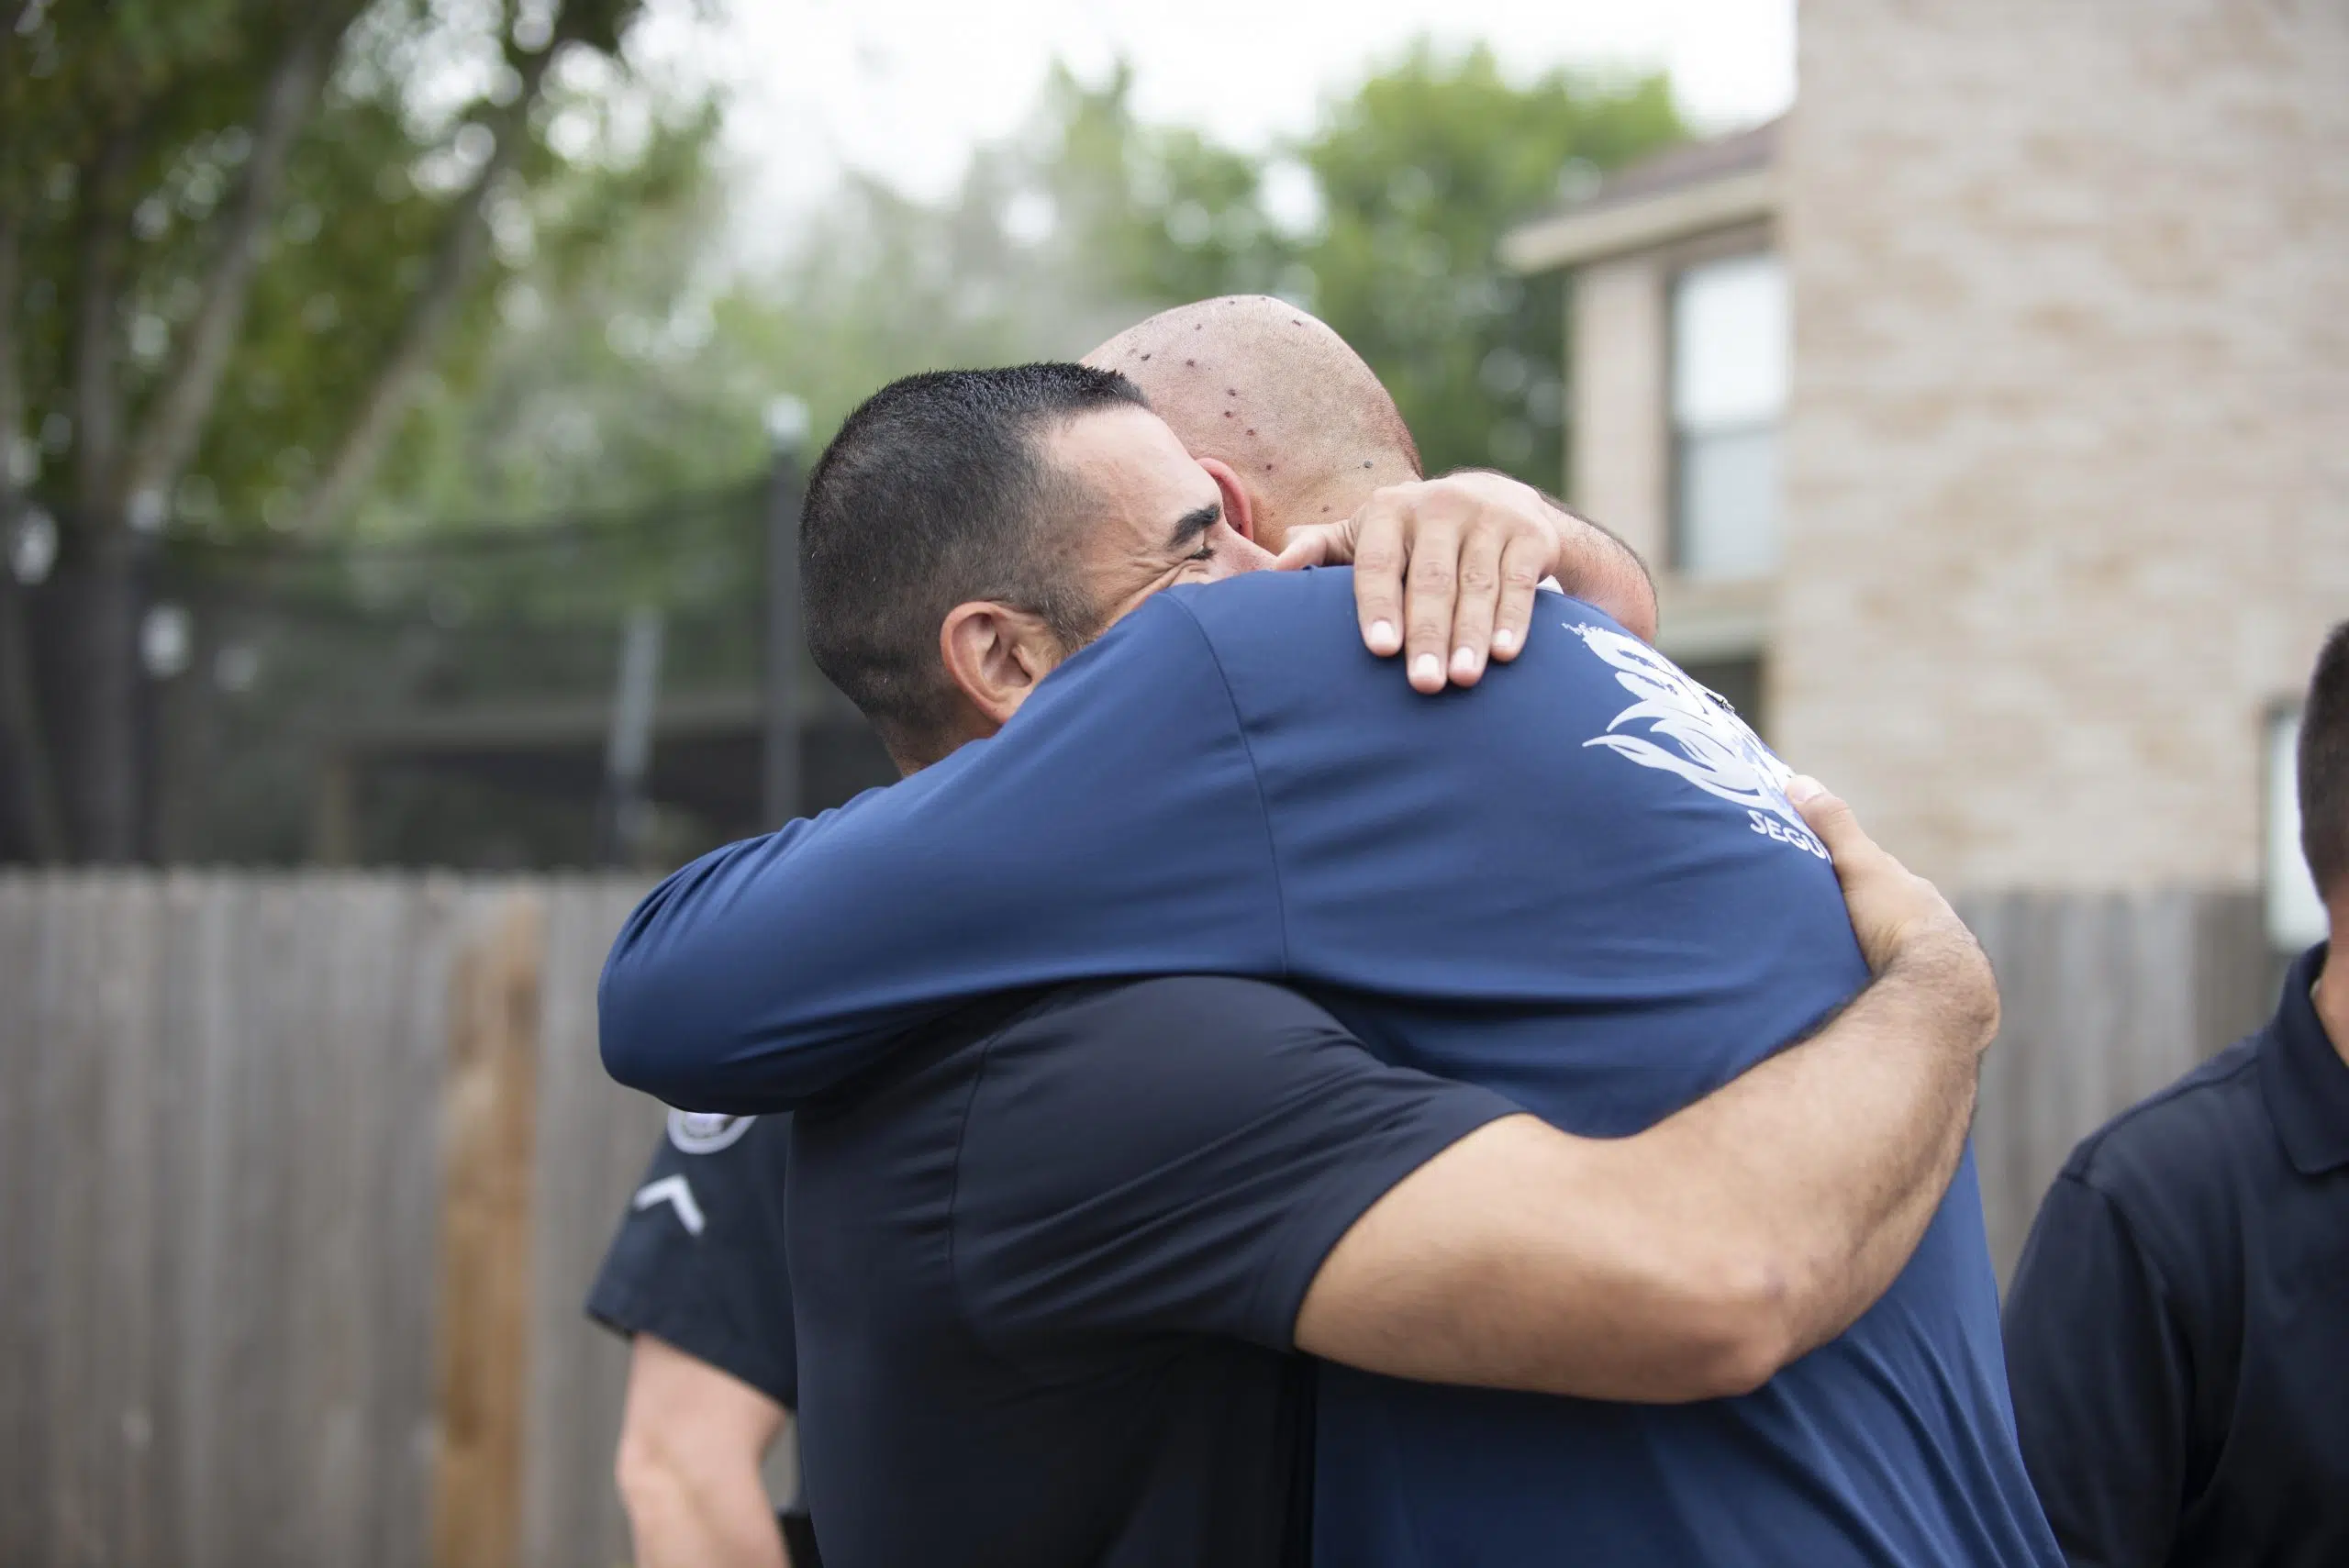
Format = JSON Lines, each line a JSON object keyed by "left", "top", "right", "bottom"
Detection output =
{"left": 665, "top": 0, "right": 1795, "bottom": 224}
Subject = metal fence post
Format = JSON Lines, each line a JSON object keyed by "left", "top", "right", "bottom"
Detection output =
{"left": 761, "top": 420, "right": 807, "bottom": 829}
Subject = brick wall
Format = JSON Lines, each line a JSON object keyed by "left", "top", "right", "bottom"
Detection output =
{"left": 1777, "top": 0, "right": 2349, "bottom": 888}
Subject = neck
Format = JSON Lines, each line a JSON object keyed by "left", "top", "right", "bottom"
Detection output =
{"left": 2318, "top": 906, "right": 2349, "bottom": 1070}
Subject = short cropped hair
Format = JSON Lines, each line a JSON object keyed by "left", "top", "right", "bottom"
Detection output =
{"left": 800, "top": 364, "right": 1148, "bottom": 761}
{"left": 2299, "top": 619, "right": 2349, "bottom": 902}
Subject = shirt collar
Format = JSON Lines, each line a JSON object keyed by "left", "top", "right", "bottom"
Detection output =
{"left": 2259, "top": 942, "right": 2349, "bottom": 1176}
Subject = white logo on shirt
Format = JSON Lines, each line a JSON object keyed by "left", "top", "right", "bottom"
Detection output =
{"left": 632, "top": 1173, "right": 707, "bottom": 1236}
{"left": 1567, "top": 622, "right": 1826, "bottom": 859}
{"left": 665, "top": 1108, "right": 757, "bottom": 1155}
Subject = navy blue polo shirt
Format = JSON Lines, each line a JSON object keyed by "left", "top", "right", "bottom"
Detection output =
{"left": 786, "top": 976, "right": 1514, "bottom": 1568}
{"left": 2003, "top": 943, "right": 2349, "bottom": 1566}
{"left": 587, "top": 1108, "right": 799, "bottom": 1409}
{"left": 604, "top": 568, "right": 2062, "bottom": 1567}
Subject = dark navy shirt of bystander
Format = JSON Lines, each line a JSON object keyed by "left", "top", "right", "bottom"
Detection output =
{"left": 2004, "top": 944, "right": 2349, "bottom": 1567}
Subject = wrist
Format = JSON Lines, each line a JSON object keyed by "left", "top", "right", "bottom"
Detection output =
{"left": 1878, "top": 926, "right": 2000, "bottom": 1058}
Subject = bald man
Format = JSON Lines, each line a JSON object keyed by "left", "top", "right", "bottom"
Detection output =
{"left": 1089, "top": 295, "right": 1656, "bottom": 693}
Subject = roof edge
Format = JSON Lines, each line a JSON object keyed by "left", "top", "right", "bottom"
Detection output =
{"left": 1501, "top": 166, "right": 1779, "bottom": 274}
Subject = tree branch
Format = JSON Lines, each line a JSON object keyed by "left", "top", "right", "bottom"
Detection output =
{"left": 291, "top": 21, "right": 571, "bottom": 538}
{"left": 121, "top": 0, "right": 362, "bottom": 511}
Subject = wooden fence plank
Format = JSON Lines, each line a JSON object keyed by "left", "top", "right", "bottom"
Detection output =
{"left": 429, "top": 890, "right": 545, "bottom": 1568}
{"left": 94, "top": 875, "right": 165, "bottom": 1568}
{"left": 524, "top": 877, "right": 661, "bottom": 1568}
{"left": 0, "top": 874, "right": 47, "bottom": 1560}
{"left": 377, "top": 876, "right": 460, "bottom": 1568}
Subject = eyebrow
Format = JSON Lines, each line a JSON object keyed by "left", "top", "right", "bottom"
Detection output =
{"left": 1164, "top": 500, "right": 1221, "bottom": 551}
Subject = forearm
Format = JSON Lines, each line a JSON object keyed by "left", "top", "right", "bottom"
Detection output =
{"left": 615, "top": 1337, "right": 792, "bottom": 1568}
{"left": 1542, "top": 495, "right": 1657, "bottom": 643}
{"left": 1639, "top": 930, "right": 1997, "bottom": 1363}
{"left": 618, "top": 1441, "right": 788, "bottom": 1568}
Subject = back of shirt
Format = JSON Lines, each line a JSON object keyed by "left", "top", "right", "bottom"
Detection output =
{"left": 602, "top": 569, "right": 2059, "bottom": 1568}
{"left": 1183, "top": 573, "right": 2050, "bottom": 1567}
{"left": 785, "top": 978, "right": 1512, "bottom": 1568}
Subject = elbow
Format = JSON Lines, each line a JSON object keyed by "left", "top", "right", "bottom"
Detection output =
{"left": 598, "top": 970, "right": 675, "bottom": 1099}
{"left": 1663, "top": 1250, "right": 1805, "bottom": 1401}
{"left": 614, "top": 1419, "right": 693, "bottom": 1540}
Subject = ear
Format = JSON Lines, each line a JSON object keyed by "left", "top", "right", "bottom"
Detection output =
{"left": 938, "top": 600, "right": 1063, "bottom": 733}
{"left": 1196, "top": 456, "right": 1259, "bottom": 545}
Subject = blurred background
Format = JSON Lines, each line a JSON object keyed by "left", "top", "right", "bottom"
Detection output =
{"left": 3, "top": 1, "right": 2343, "bottom": 1564}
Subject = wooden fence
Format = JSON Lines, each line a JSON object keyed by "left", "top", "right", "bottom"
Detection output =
{"left": 0, "top": 873, "right": 2286, "bottom": 1568}
{"left": 0, "top": 873, "right": 658, "bottom": 1568}
{"left": 1960, "top": 888, "right": 2278, "bottom": 1280}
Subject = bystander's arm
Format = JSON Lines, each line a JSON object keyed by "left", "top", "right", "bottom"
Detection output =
{"left": 616, "top": 1334, "right": 792, "bottom": 1568}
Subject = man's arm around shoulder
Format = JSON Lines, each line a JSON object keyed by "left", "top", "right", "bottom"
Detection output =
{"left": 1297, "top": 781, "right": 1999, "bottom": 1401}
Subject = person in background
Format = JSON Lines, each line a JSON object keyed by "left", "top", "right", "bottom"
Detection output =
{"left": 2003, "top": 618, "right": 2349, "bottom": 1566}
{"left": 585, "top": 1110, "right": 819, "bottom": 1568}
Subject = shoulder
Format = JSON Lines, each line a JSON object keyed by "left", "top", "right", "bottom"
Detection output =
{"left": 2061, "top": 1033, "right": 2276, "bottom": 1259}
{"left": 974, "top": 977, "right": 1364, "bottom": 1120}
{"left": 956, "top": 976, "right": 1494, "bottom": 1205}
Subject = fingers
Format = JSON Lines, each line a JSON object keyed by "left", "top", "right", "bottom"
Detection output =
{"left": 1787, "top": 775, "right": 1868, "bottom": 867}
{"left": 1444, "top": 520, "right": 1506, "bottom": 686}
{"left": 1402, "top": 511, "right": 1463, "bottom": 693}
{"left": 1490, "top": 532, "right": 1548, "bottom": 662}
{"left": 1274, "top": 524, "right": 1341, "bottom": 573}
{"left": 1350, "top": 498, "right": 1408, "bottom": 659}
{"left": 1787, "top": 775, "right": 1944, "bottom": 977}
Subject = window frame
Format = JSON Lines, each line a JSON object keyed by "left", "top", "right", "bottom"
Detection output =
{"left": 1664, "top": 241, "right": 1787, "bottom": 583}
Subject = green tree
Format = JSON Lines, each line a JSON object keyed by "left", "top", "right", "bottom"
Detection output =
{"left": 0, "top": 0, "right": 707, "bottom": 861}
{"left": 1299, "top": 44, "right": 1682, "bottom": 495}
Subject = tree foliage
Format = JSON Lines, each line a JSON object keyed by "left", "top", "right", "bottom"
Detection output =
{"left": 0, "top": 0, "right": 714, "bottom": 858}
{"left": 1299, "top": 45, "right": 1682, "bottom": 492}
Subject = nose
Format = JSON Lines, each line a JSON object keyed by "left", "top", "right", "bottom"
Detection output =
{"left": 1215, "top": 530, "right": 1277, "bottom": 579}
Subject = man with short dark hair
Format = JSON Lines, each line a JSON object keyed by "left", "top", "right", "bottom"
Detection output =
{"left": 2004, "top": 619, "right": 2349, "bottom": 1567}
{"left": 798, "top": 364, "right": 1240, "bottom": 772}
{"left": 605, "top": 349, "right": 2059, "bottom": 1565}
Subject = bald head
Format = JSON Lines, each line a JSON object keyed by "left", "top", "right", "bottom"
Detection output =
{"left": 1085, "top": 295, "right": 1420, "bottom": 550}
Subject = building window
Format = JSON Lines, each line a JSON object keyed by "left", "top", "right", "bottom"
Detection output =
{"left": 2266, "top": 707, "right": 2327, "bottom": 951}
{"left": 1670, "top": 251, "right": 1787, "bottom": 581}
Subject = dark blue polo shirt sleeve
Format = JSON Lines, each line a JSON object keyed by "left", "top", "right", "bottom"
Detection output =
{"left": 2002, "top": 1172, "right": 2189, "bottom": 1568}
{"left": 946, "top": 977, "right": 1520, "bottom": 1354}
{"left": 585, "top": 1115, "right": 800, "bottom": 1409}
{"left": 600, "top": 593, "right": 1286, "bottom": 1113}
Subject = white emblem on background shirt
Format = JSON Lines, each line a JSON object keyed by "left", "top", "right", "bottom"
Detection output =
{"left": 632, "top": 1173, "right": 707, "bottom": 1236}
{"left": 666, "top": 1107, "right": 756, "bottom": 1154}
{"left": 1567, "top": 622, "right": 1826, "bottom": 859}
